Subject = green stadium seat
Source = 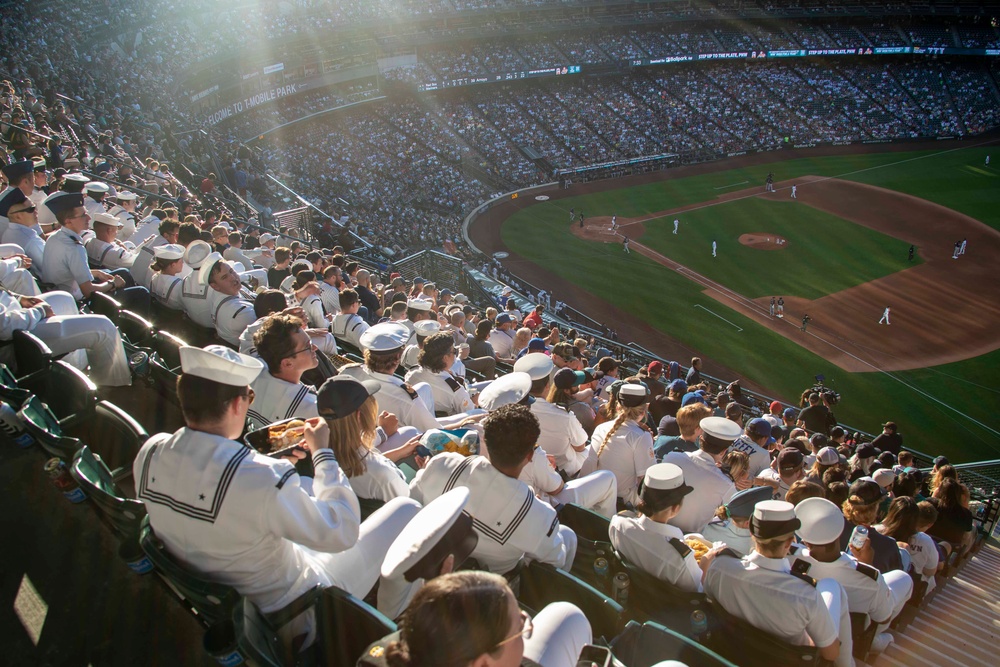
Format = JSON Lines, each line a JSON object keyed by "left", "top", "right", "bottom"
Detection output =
{"left": 518, "top": 560, "right": 625, "bottom": 642}
{"left": 610, "top": 620, "right": 737, "bottom": 667}
{"left": 616, "top": 555, "right": 707, "bottom": 627}
{"left": 89, "top": 291, "right": 122, "bottom": 327}
{"left": 139, "top": 516, "right": 240, "bottom": 627}
{"left": 36, "top": 360, "right": 99, "bottom": 425}
{"left": 705, "top": 600, "right": 823, "bottom": 667}
{"left": 559, "top": 503, "right": 612, "bottom": 543}
{"left": 64, "top": 400, "right": 149, "bottom": 476}
{"left": 557, "top": 503, "right": 617, "bottom": 588}
{"left": 17, "top": 395, "right": 83, "bottom": 462}
{"left": 119, "top": 310, "right": 156, "bottom": 347}
{"left": 12, "top": 329, "right": 54, "bottom": 385}
{"left": 316, "top": 586, "right": 398, "bottom": 666}
{"left": 151, "top": 330, "right": 187, "bottom": 371}
{"left": 70, "top": 445, "right": 146, "bottom": 540}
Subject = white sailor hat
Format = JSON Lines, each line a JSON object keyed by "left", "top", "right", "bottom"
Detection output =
{"left": 91, "top": 212, "right": 122, "bottom": 228}
{"left": 259, "top": 233, "right": 277, "bottom": 244}
{"left": 153, "top": 244, "right": 185, "bottom": 261}
{"left": 184, "top": 240, "right": 214, "bottom": 269}
{"left": 197, "top": 252, "right": 225, "bottom": 286}
{"left": 619, "top": 382, "right": 650, "bottom": 408}
{"left": 477, "top": 372, "right": 533, "bottom": 411}
{"left": 453, "top": 293, "right": 469, "bottom": 304}
{"left": 750, "top": 499, "right": 801, "bottom": 539}
{"left": 700, "top": 416, "right": 742, "bottom": 443}
{"left": 794, "top": 497, "right": 844, "bottom": 545}
{"left": 413, "top": 320, "right": 441, "bottom": 337}
{"left": 381, "top": 488, "right": 477, "bottom": 583}
{"left": 513, "top": 353, "right": 553, "bottom": 380}
{"left": 179, "top": 345, "right": 263, "bottom": 386}
{"left": 63, "top": 173, "right": 91, "bottom": 184}
{"left": 407, "top": 298, "right": 432, "bottom": 312}
{"left": 84, "top": 181, "right": 110, "bottom": 193}
{"left": 359, "top": 322, "right": 410, "bottom": 352}
{"left": 116, "top": 191, "right": 138, "bottom": 201}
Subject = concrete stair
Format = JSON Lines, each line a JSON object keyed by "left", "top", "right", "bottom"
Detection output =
{"left": 870, "top": 541, "right": 1000, "bottom": 667}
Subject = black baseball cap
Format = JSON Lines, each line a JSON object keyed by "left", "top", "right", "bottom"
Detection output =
{"left": 317, "top": 376, "right": 380, "bottom": 419}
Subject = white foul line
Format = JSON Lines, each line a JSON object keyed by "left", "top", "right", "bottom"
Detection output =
{"left": 693, "top": 304, "right": 743, "bottom": 331}
{"left": 713, "top": 180, "right": 749, "bottom": 190}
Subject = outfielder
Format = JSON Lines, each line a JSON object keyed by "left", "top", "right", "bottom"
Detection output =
{"left": 712, "top": 239, "right": 717, "bottom": 257}
{"left": 959, "top": 238, "right": 967, "bottom": 255}
{"left": 673, "top": 219, "right": 679, "bottom": 234}
{"left": 623, "top": 237, "right": 630, "bottom": 254}
{"left": 879, "top": 307, "right": 891, "bottom": 325}
{"left": 791, "top": 185, "right": 797, "bottom": 199}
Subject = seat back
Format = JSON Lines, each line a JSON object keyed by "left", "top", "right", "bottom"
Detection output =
{"left": 151, "top": 330, "right": 187, "bottom": 371}
{"left": 610, "top": 620, "right": 738, "bottom": 667}
{"left": 316, "top": 586, "right": 397, "bottom": 666}
{"left": 18, "top": 395, "right": 82, "bottom": 461}
{"left": 38, "top": 361, "right": 99, "bottom": 424}
{"left": 706, "top": 600, "right": 821, "bottom": 667}
{"left": 71, "top": 446, "right": 146, "bottom": 539}
{"left": 119, "top": 310, "right": 155, "bottom": 346}
{"left": 849, "top": 612, "right": 877, "bottom": 660}
{"left": 518, "top": 560, "right": 625, "bottom": 641}
{"left": 617, "top": 555, "right": 707, "bottom": 626}
{"left": 139, "top": 516, "right": 240, "bottom": 626}
{"left": 89, "top": 291, "right": 122, "bottom": 326}
{"left": 12, "top": 329, "right": 52, "bottom": 382}
{"left": 66, "top": 400, "right": 149, "bottom": 474}
{"left": 559, "top": 503, "right": 612, "bottom": 543}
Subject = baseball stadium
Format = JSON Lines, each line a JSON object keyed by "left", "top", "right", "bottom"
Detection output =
{"left": 1, "top": 1, "right": 1000, "bottom": 667}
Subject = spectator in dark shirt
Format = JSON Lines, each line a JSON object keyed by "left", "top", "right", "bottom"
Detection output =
{"left": 467, "top": 319, "right": 496, "bottom": 360}
{"left": 839, "top": 478, "right": 903, "bottom": 574}
{"left": 796, "top": 393, "right": 831, "bottom": 435}
{"left": 649, "top": 378, "right": 685, "bottom": 425}
{"left": 685, "top": 356, "right": 702, "bottom": 385}
{"left": 870, "top": 421, "right": 903, "bottom": 455}
{"left": 641, "top": 361, "right": 667, "bottom": 399}
{"left": 927, "top": 478, "right": 975, "bottom": 549}
{"left": 267, "top": 246, "right": 292, "bottom": 288}
{"left": 354, "top": 269, "right": 382, "bottom": 324}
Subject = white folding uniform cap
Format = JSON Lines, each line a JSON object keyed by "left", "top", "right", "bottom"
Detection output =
{"left": 91, "top": 212, "right": 123, "bottom": 227}
{"left": 413, "top": 320, "right": 441, "bottom": 337}
{"left": 381, "top": 488, "right": 472, "bottom": 581}
{"left": 179, "top": 345, "right": 263, "bottom": 386}
{"left": 259, "top": 233, "right": 277, "bottom": 244}
{"left": 360, "top": 322, "right": 410, "bottom": 352}
{"left": 477, "top": 372, "right": 533, "bottom": 411}
{"left": 407, "top": 298, "right": 432, "bottom": 312}
{"left": 513, "top": 353, "right": 553, "bottom": 380}
{"left": 197, "top": 252, "right": 225, "bottom": 286}
{"left": 153, "top": 244, "right": 185, "bottom": 261}
{"left": 63, "top": 173, "right": 91, "bottom": 185}
{"left": 84, "top": 181, "right": 110, "bottom": 193}
{"left": 794, "top": 497, "right": 845, "bottom": 545}
{"left": 116, "top": 191, "right": 138, "bottom": 201}
{"left": 700, "top": 416, "right": 742, "bottom": 442}
{"left": 453, "top": 293, "right": 469, "bottom": 304}
{"left": 619, "top": 382, "right": 650, "bottom": 407}
{"left": 184, "top": 240, "right": 214, "bottom": 269}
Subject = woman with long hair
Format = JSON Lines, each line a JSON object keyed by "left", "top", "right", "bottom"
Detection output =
{"left": 316, "top": 376, "right": 419, "bottom": 502}
{"left": 847, "top": 443, "right": 876, "bottom": 482}
{"left": 928, "top": 464, "right": 958, "bottom": 496}
{"left": 581, "top": 383, "right": 654, "bottom": 509}
{"left": 927, "top": 478, "right": 975, "bottom": 550}
{"left": 804, "top": 446, "right": 840, "bottom": 486}
{"left": 365, "top": 571, "right": 591, "bottom": 667}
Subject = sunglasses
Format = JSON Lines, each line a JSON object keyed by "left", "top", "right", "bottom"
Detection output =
{"left": 9, "top": 205, "right": 37, "bottom": 215}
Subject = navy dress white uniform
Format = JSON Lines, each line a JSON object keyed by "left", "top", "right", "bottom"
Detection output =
{"left": 180, "top": 241, "right": 216, "bottom": 328}
{"left": 410, "top": 452, "right": 576, "bottom": 575}
{"left": 609, "top": 463, "right": 704, "bottom": 592}
{"left": 149, "top": 244, "right": 185, "bottom": 311}
{"left": 792, "top": 498, "right": 912, "bottom": 636}
{"left": 400, "top": 320, "right": 440, "bottom": 371}
{"left": 202, "top": 256, "right": 257, "bottom": 346}
{"left": 83, "top": 182, "right": 109, "bottom": 218}
{"left": 332, "top": 311, "right": 369, "bottom": 350}
{"left": 317, "top": 280, "right": 340, "bottom": 315}
{"left": 704, "top": 500, "right": 841, "bottom": 650}
{"left": 516, "top": 354, "right": 589, "bottom": 477}
{"left": 85, "top": 213, "right": 138, "bottom": 270}
{"left": 297, "top": 292, "right": 327, "bottom": 329}
{"left": 405, "top": 365, "right": 474, "bottom": 417}
{"left": 133, "top": 345, "right": 420, "bottom": 629}
{"left": 0, "top": 249, "right": 40, "bottom": 296}
{"left": 129, "top": 231, "right": 167, "bottom": 289}
{"left": 581, "top": 384, "right": 656, "bottom": 507}
{"left": 109, "top": 191, "right": 138, "bottom": 240}
{"left": 662, "top": 417, "right": 740, "bottom": 534}
{"left": 480, "top": 373, "right": 617, "bottom": 518}
{"left": 246, "top": 370, "right": 319, "bottom": 431}
{"left": 700, "top": 486, "right": 772, "bottom": 557}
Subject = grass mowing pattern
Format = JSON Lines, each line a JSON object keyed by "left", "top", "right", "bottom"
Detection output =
{"left": 501, "top": 147, "right": 1000, "bottom": 462}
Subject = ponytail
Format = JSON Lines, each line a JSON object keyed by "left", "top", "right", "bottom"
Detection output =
{"left": 596, "top": 405, "right": 647, "bottom": 461}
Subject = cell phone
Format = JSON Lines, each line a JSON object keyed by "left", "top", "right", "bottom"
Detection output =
{"left": 576, "top": 645, "right": 612, "bottom": 667}
{"left": 269, "top": 444, "right": 307, "bottom": 459}
{"left": 415, "top": 445, "right": 433, "bottom": 458}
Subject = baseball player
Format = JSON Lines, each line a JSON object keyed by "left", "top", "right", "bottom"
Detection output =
{"left": 800, "top": 314, "right": 811, "bottom": 332}
{"left": 879, "top": 307, "right": 891, "bottom": 325}
{"left": 959, "top": 238, "right": 967, "bottom": 255}
{"left": 673, "top": 219, "right": 679, "bottom": 235}
{"left": 712, "top": 239, "right": 717, "bottom": 257}
{"left": 791, "top": 185, "right": 797, "bottom": 199}
{"left": 986, "top": 155, "right": 991, "bottom": 167}
{"left": 611, "top": 214, "right": 617, "bottom": 231}
{"left": 908, "top": 245, "right": 914, "bottom": 262}
{"left": 569, "top": 207, "right": 575, "bottom": 222}
{"left": 623, "top": 236, "right": 630, "bottom": 254}
{"left": 765, "top": 172, "right": 774, "bottom": 193}
{"left": 777, "top": 297, "right": 784, "bottom": 318}
{"left": 952, "top": 241, "right": 960, "bottom": 259}
{"left": 769, "top": 297, "right": 776, "bottom": 317}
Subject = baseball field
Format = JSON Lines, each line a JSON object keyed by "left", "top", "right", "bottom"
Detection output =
{"left": 471, "top": 144, "right": 1000, "bottom": 463}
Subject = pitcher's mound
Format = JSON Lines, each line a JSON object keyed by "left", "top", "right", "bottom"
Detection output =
{"left": 740, "top": 233, "right": 788, "bottom": 250}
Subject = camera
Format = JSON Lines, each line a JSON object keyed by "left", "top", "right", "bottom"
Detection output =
{"left": 807, "top": 375, "right": 841, "bottom": 406}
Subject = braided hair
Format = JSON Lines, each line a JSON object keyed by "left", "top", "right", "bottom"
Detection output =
{"left": 595, "top": 404, "right": 647, "bottom": 462}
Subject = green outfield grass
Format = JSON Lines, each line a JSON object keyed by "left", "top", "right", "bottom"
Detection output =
{"left": 501, "top": 146, "right": 1000, "bottom": 462}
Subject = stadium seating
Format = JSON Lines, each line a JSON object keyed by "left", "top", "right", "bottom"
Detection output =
{"left": 71, "top": 445, "right": 147, "bottom": 540}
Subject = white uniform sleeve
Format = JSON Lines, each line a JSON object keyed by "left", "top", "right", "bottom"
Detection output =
{"left": 805, "top": 588, "right": 841, "bottom": 648}
{"left": 403, "top": 393, "right": 444, "bottom": 433}
{"left": 263, "top": 448, "right": 361, "bottom": 553}
{"left": 566, "top": 411, "right": 588, "bottom": 448}
{"left": 0, "top": 300, "right": 47, "bottom": 340}
{"left": 523, "top": 448, "right": 563, "bottom": 495}
{"left": 867, "top": 573, "right": 897, "bottom": 624}
{"left": 632, "top": 430, "right": 655, "bottom": 480}
{"left": 521, "top": 508, "right": 569, "bottom": 569}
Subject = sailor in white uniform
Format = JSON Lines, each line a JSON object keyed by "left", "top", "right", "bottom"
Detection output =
{"left": 331, "top": 288, "right": 369, "bottom": 350}
{"left": 291, "top": 272, "right": 329, "bottom": 330}
{"left": 0, "top": 188, "right": 45, "bottom": 272}
{"left": 179, "top": 241, "right": 217, "bottom": 329}
{"left": 662, "top": 417, "right": 740, "bottom": 533}
{"left": 704, "top": 500, "right": 843, "bottom": 664}
{"left": 203, "top": 254, "right": 257, "bottom": 346}
{"left": 148, "top": 244, "right": 186, "bottom": 311}
{"left": 0, "top": 284, "right": 131, "bottom": 385}
{"left": 479, "top": 373, "right": 617, "bottom": 518}
{"left": 133, "top": 345, "right": 421, "bottom": 637}
{"left": 610, "top": 463, "right": 711, "bottom": 592}
{"left": 400, "top": 319, "right": 440, "bottom": 371}
{"left": 83, "top": 182, "right": 110, "bottom": 218}
{"left": 85, "top": 213, "right": 139, "bottom": 271}
{"left": 517, "top": 354, "right": 590, "bottom": 478}
{"left": 404, "top": 332, "right": 476, "bottom": 417}
{"left": 246, "top": 313, "right": 321, "bottom": 430}
{"left": 792, "top": 498, "right": 911, "bottom": 659}
{"left": 700, "top": 486, "right": 772, "bottom": 557}
{"left": 108, "top": 191, "right": 139, "bottom": 241}
{"left": 410, "top": 403, "right": 577, "bottom": 575}
{"left": 0, "top": 247, "right": 40, "bottom": 296}
{"left": 128, "top": 218, "right": 177, "bottom": 289}
{"left": 129, "top": 212, "right": 164, "bottom": 251}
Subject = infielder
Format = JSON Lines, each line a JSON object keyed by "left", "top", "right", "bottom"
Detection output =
{"left": 712, "top": 239, "right": 717, "bottom": 257}
{"left": 791, "top": 185, "right": 797, "bottom": 199}
{"left": 879, "top": 307, "right": 891, "bottom": 325}
{"left": 769, "top": 297, "right": 776, "bottom": 317}
{"left": 623, "top": 237, "right": 630, "bottom": 254}
{"left": 952, "top": 241, "right": 960, "bottom": 259}
{"left": 569, "top": 207, "right": 575, "bottom": 221}
{"left": 777, "top": 297, "right": 784, "bottom": 318}
{"left": 673, "top": 219, "right": 679, "bottom": 234}
{"left": 801, "top": 314, "right": 811, "bottom": 332}
{"left": 610, "top": 214, "right": 617, "bottom": 231}
{"left": 959, "top": 238, "right": 967, "bottom": 255}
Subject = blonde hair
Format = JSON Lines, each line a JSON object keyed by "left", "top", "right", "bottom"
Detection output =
{"left": 752, "top": 533, "right": 795, "bottom": 557}
{"left": 676, "top": 403, "right": 712, "bottom": 438}
{"left": 595, "top": 404, "right": 647, "bottom": 461}
{"left": 324, "top": 396, "right": 379, "bottom": 478}
{"left": 510, "top": 327, "right": 532, "bottom": 355}
{"left": 722, "top": 449, "right": 749, "bottom": 484}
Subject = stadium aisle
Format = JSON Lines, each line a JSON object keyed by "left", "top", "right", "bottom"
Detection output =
{"left": 0, "top": 445, "right": 211, "bottom": 667}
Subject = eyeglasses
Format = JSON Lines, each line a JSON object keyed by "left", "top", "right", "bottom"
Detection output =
{"left": 9, "top": 205, "right": 37, "bottom": 215}
{"left": 67, "top": 212, "right": 90, "bottom": 221}
{"left": 241, "top": 388, "right": 255, "bottom": 405}
{"left": 494, "top": 610, "right": 533, "bottom": 649}
{"left": 282, "top": 342, "right": 316, "bottom": 360}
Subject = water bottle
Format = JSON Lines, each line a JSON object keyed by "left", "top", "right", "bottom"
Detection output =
{"left": 0, "top": 401, "right": 34, "bottom": 448}
{"left": 690, "top": 609, "right": 709, "bottom": 641}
